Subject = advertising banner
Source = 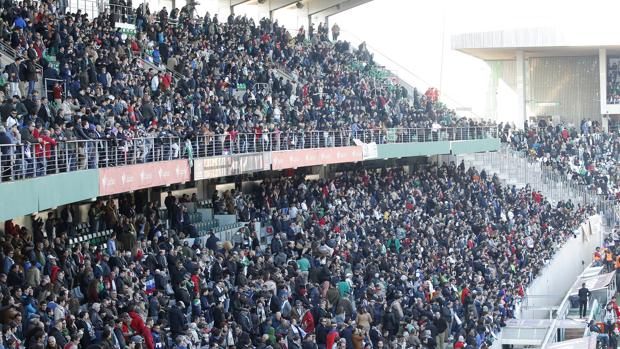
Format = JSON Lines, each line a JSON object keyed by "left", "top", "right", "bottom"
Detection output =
{"left": 353, "top": 139, "right": 378, "bottom": 160}
{"left": 271, "top": 146, "right": 363, "bottom": 170}
{"left": 194, "top": 153, "right": 271, "bottom": 181}
{"left": 99, "top": 160, "right": 190, "bottom": 196}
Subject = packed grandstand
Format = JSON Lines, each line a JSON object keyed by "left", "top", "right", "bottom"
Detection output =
{"left": 0, "top": 1, "right": 619, "bottom": 349}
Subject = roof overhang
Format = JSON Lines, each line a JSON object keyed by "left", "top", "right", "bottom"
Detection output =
{"left": 235, "top": 0, "right": 374, "bottom": 17}
{"left": 569, "top": 271, "right": 616, "bottom": 295}
{"left": 452, "top": 27, "right": 620, "bottom": 60}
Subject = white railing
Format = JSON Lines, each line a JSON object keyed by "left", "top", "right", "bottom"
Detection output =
{"left": 0, "top": 126, "right": 498, "bottom": 183}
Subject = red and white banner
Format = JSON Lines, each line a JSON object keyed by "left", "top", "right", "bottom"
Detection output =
{"left": 99, "top": 160, "right": 190, "bottom": 196}
{"left": 271, "top": 146, "right": 363, "bottom": 170}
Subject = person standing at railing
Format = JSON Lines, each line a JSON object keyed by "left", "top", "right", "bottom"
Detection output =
{"left": 33, "top": 127, "right": 57, "bottom": 176}
{"left": 578, "top": 283, "right": 591, "bottom": 319}
{"left": 5, "top": 57, "right": 21, "bottom": 98}
{"left": 38, "top": 97, "right": 54, "bottom": 128}
{"left": 19, "top": 121, "right": 37, "bottom": 177}
{"left": 51, "top": 125, "right": 68, "bottom": 167}
{"left": 0, "top": 125, "right": 12, "bottom": 181}
{"left": 74, "top": 119, "right": 93, "bottom": 170}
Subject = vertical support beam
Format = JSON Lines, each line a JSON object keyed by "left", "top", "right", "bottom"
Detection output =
{"left": 600, "top": 48, "right": 608, "bottom": 116}
{"left": 516, "top": 50, "right": 526, "bottom": 130}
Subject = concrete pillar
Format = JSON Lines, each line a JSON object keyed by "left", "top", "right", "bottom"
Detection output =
{"left": 600, "top": 48, "right": 608, "bottom": 116}
{"left": 318, "top": 165, "right": 329, "bottom": 179}
{"left": 195, "top": 179, "right": 211, "bottom": 201}
{"left": 516, "top": 50, "right": 527, "bottom": 130}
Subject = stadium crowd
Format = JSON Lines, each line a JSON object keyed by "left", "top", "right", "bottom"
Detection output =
{"left": 501, "top": 119, "right": 620, "bottom": 200}
{"left": 0, "top": 0, "right": 494, "bottom": 181}
{"left": 0, "top": 162, "right": 592, "bottom": 349}
{"left": 0, "top": 0, "right": 603, "bottom": 348}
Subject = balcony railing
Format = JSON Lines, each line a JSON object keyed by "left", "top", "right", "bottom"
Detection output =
{"left": 0, "top": 126, "right": 498, "bottom": 183}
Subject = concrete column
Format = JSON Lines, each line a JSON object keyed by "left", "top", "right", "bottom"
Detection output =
{"left": 516, "top": 50, "right": 527, "bottom": 130}
{"left": 600, "top": 48, "right": 608, "bottom": 116}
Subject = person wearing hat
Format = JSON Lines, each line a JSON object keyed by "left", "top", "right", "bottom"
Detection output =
{"left": 129, "top": 335, "right": 144, "bottom": 349}
{"left": 454, "top": 335, "right": 466, "bottom": 348}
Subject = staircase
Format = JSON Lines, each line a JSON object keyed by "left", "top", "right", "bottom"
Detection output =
{"left": 457, "top": 150, "right": 528, "bottom": 190}
{"left": 456, "top": 145, "right": 598, "bottom": 206}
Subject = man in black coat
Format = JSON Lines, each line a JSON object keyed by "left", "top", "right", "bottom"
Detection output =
{"left": 206, "top": 231, "right": 219, "bottom": 251}
{"left": 37, "top": 98, "right": 54, "bottom": 127}
{"left": 0, "top": 126, "right": 12, "bottom": 181}
{"left": 271, "top": 233, "right": 283, "bottom": 254}
{"left": 168, "top": 301, "right": 187, "bottom": 336}
{"left": 113, "top": 317, "right": 128, "bottom": 349}
{"left": 47, "top": 320, "right": 68, "bottom": 349}
{"left": 578, "top": 283, "right": 591, "bottom": 318}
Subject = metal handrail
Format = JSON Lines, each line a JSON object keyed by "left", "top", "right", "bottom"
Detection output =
{"left": 138, "top": 50, "right": 184, "bottom": 82}
{"left": 0, "top": 126, "right": 498, "bottom": 183}
{"left": 44, "top": 78, "right": 68, "bottom": 102}
{"left": 539, "top": 261, "right": 598, "bottom": 348}
{"left": 0, "top": 41, "right": 43, "bottom": 71}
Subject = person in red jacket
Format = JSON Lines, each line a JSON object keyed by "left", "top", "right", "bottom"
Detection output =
{"left": 128, "top": 310, "right": 155, "bottom": 349}
{"left": 33, "top": 128, "right": 57, "bottom": 175}
{"left": 52, "top": 82, "right": 63, "bottom": 105}
{"left": 325, "top": 322, "right": 340, "bottom": 349}
{"left": 301, "top": 309, "right": 315, "bottom": 333}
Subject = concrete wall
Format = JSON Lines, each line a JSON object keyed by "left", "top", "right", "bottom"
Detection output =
{"left": 485, "top": 60, "right": 517, "bottom": 124}
{"left": 451, "top": 138, "right": 500, "bottom": 155}
{"left": 0, "top": 169, "right": 99, "bottom": 222}
{"left": 0, "top": 138, "right": 499, "bottom": 223}
{"left": 489, "top": 56, "right": 600, "bottom": 127}
{"left": 376, "top": 139, "right": 500, "bottom": 158}
{"left": 528, "top": 56, "right": 600, "bottom": 126}
{"left": 522, "top": 215, "right": 604, "bottom": 319}
{"left": 377, "top": 141, "right": 452, "bottom": 158}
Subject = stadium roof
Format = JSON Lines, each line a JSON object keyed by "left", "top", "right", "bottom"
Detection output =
{"left": 452, "top": 27, "right": 620, "bottom": 60}
{"left": 231, "top": 0, "right": 373, "bottom": 19}
{"left": 569, "top": 271, "right": 616, "bottom": 295}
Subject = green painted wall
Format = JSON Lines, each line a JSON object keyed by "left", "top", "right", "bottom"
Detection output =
{"left": 0, "top": 139, "right": 500, "bottom": 221}
{"left": 377, "top": 141, "right": 452, "bottom": 158}
{"left": 0, "top": 170, "right": 99, "bottom": 221}
{"left": 451, "top": 138, "right": 501, "bottom": 155}
{"left": 376, "top": 139, "right": 500, "bottom": 159}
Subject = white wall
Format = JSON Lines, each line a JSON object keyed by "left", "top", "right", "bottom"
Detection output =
{"left": 272, "top": 6, "right": 308, "bottom": 34}
{"left": 522, "top": 215, "right": 604, "bottom": 319}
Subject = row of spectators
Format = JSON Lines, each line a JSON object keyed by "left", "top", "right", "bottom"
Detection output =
{"left": 501, "top": 119, "right": 620, "bottom": 200}
{"left": 0, "top": 162, "right": 592, "bottom": 349}
{"left": 607, "top": 59, "right": 620, "bottom": 104}
{"left": 0, "top": 0, "right": 494, "bottom": 181}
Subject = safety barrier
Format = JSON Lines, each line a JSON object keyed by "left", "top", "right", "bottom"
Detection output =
{"left": 462, "top": 144, "right": 620, "bottom": 228}
{"left": 0, "top": 126, "right": 498, "bottom": 183}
